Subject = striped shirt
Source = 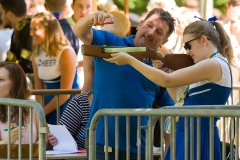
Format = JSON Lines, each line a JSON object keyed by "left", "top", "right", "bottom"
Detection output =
{"left": 58, "top": 91, "right": 92, "bottom": 149}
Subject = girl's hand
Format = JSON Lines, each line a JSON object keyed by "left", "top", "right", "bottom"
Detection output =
{"left": 152, "top": 60, "right": 171, "bottom": 72}
{"left": 9, "top": 127, "right": 25, "bottom": 144}
{"left": 3, "top": 124, "right": 26, "bottom": 144}
{"left": 47, "top": 133, "right": 58, "bottom": 146}
{"left": 104, "top": 52, "right": 134, "bottom": 65}
{"left": 152, "top": 60, "right": 164, "bottom": 69}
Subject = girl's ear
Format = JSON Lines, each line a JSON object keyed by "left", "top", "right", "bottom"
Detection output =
{"left": 201, "top": 35, "right": 208, "bottom": 45}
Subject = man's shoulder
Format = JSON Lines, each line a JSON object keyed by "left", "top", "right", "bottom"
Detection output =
{"left": 66, "top": 17, "right": 75, "bottom": 27}
{"left": 59, "top": 18, "right": 69, "bottom": 24}
{"left": 59, "top": 19, "right": 78, "bottom": 38}
{"left": 15, "top": 22, "right": 32, "bottom": 48}
{"left": 17, "top": 21, "right": 31, "bottom": 38}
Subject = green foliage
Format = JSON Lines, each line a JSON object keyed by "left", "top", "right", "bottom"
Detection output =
{"left": 214, "top": 0, "right": 227, "bottom": 13}
{"left": 113, "top": 0, "right": 227, "bottom": 15}
{"left": 173, "top": 0, "right": 227, "bottom": 13}
{"left": 175, "top": 0, "right": 183, "bottom": 7}
{"left": 113, "top": 0, "right": 148, "bottom": 15}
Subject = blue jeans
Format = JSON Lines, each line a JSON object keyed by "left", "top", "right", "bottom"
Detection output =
{"left": 88, "top": 143, "right": 145, "bottom": 160}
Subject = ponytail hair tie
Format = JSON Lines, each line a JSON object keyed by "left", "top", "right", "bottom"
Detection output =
{"left": 194, "top": 16, "right": 218, "bottom": 26}
{"left": 207, "top": 16, "right": 218, "bottom": 22}
{"left": 194, "top": 16, "right": 218, "bottom": 22}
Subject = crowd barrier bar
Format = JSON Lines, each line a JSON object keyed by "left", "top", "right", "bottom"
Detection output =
{"left": 162, "top": 105, "right": 240, "bottom": 160}
{"left": 233, "top": 84, "right": 240, "bottom": 90}
{"left": 88, "top": 105, "right": 240, "bottom": 160}
{"left": 0, "top": 97, "right": 48, "bottom": 160}
{"left": 30, "top": 89, "right": 81, "bottom": 123}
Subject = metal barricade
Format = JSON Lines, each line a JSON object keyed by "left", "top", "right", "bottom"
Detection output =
{"left": 88, "top": 105, "right": 240, "bottom": 160}
{"left": 30, "top": 89, "right": 81, "bottom": 123}
{"left": 0, "top": 97, "right": 48, "bottom": 160}
{"left": 233, "top": 85, "right": 240, "bottom": 105}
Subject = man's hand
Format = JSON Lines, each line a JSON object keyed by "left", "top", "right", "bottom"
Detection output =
{"left": 88, "top": 11, "right": 114, "bottom": 27}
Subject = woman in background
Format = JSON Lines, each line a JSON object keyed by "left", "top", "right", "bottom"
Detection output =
{"left": 31, "top": 12, "right": 79, "bottom": 125}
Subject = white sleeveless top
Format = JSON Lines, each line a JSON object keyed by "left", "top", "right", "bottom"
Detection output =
{"left": 34, "top": 46, "right": 77, "bottom": 83}
{"left": 185, "top": 54, "right": 232, "bottom": 106}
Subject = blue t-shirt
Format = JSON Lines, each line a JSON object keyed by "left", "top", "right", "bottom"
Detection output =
{"left": 86, "top": 28, "right": 174, "bottom": 154}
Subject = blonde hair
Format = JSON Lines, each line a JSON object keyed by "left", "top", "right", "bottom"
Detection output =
{"left": 184, "top": 20, "right": 234, "bottom": 66}
{"left": 31, "top": 12, "right": 70, "bottom": 58}
{"left": 101, "top": 10, "right": 130, "bottom": 37}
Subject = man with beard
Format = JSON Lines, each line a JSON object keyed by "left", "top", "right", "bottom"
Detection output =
{"left": 0, "top": 0, "right": 33, "bottom": 74}
{"left": 73, "top": 8, "right": 175, "bottom": 159}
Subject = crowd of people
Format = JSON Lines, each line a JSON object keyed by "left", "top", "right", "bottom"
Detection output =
{"left": 0, "top": 0, "right": 239, "bottom": 159}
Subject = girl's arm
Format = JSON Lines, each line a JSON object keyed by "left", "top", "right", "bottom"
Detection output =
{"left": 34, "top": 109, "right": 49, "bottom": 145}
{"left": 166, "top": 88, "right": 177, "bottom": 103}
{"left": 104, "top": 52, "right": 222, "bottom": 88}
{"left": 151, "top": 60, "right": 177, "bottom": 102}
{"left": 32, "top": 59, "right": 44, "bottom": 104}
{"left": 43, "top": 48, "right": 77, "bottom": 115}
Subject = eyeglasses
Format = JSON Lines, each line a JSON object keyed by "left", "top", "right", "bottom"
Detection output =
{"left": 183, "top": 37, "right": 201, "bottom": 51}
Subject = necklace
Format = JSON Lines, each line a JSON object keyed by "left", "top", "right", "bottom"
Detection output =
{"left": 209, "top": 51, "right": 220, "bottom": 59}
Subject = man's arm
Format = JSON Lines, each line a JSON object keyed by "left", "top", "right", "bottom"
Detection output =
{"left": 81, "top": 56, "right": 94, "bottom": 93}
{"left": 73, "top": 11, "right": 114, "bottom": 45}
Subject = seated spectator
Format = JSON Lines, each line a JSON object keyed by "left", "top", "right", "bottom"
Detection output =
{"left": 0, "top": 62, "right": 39, "bottom": 144}
{"left": 31, "top": 12, "right": 79, "bottom": 125}
{"left": 48, "top": 91, "right": 92, "bottom": 149}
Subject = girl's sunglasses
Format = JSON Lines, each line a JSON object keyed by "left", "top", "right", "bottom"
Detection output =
{"left": 184, "top": 37, "right": 211, "bottom": 51}
{"left": 183, "top": 37, "right": 201, "bottom": 51}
